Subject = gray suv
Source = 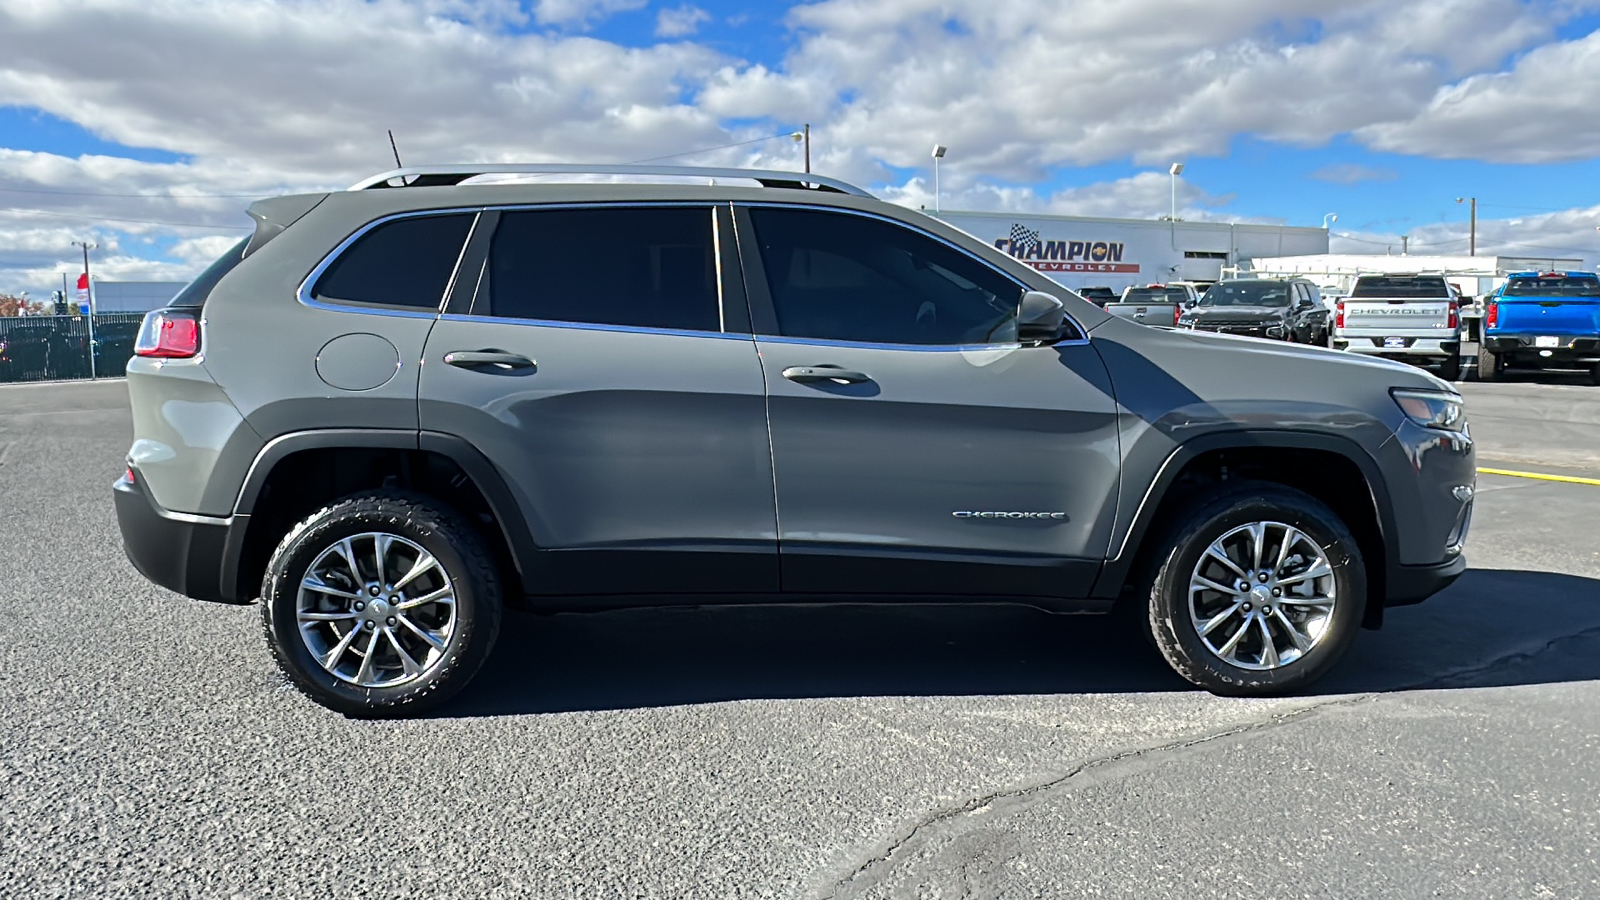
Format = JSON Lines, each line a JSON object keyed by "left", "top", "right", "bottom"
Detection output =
{"left": 113, "top": 164, "right": 1475, "bottom": 716}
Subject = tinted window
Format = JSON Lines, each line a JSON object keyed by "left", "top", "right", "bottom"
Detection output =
{"left": 486, "top": 207, "right": 719, "bottom": 332}
{"left": 1202, "top": 281, "right": 1291, "bottom": 307}
{"left": 1123, "top": 287, "right": 1190, "bottom": 304}
{"left": 1504, "top": 276, "right": 1600, "bottom": 297}
{"left": 749, "top": 207, "right": 1026, "bottom": 345}
{"left": 170, "top": 237, "right": 248, "bottom": 309}
{"left": 1349, "top": 276, "right": 1451, "bottom": 298}
{"left": 314, "top": 214, "right": 474, "bottom": 310}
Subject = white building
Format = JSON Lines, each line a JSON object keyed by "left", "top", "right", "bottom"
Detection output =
{"left": 933, "top": 210, "right": 1329, "bottom": 293}
{"left": 1239, "top": 254, "right": 1587, "bottom": 301}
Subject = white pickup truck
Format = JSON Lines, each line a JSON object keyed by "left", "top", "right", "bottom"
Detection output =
{"left": 1331, "top": 274, "right": 1462, "bottom": 380}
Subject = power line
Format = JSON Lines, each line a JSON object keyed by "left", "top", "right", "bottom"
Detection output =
{"left": 5, "top": 209, "right": 251, "bottom": 230}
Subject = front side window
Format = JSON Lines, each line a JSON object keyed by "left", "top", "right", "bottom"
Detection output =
{"left": 748, "top": 207, "right": 1026, "bottom": 345}
{"left": 313, "top": 213, "right": 474, "bottom": 310}
{"left": 485, "top": 206, "right": 720, "bottom": 332}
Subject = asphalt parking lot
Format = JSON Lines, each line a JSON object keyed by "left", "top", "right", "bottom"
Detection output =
{"left": 2, "top": 378, "right": 1598, "bottom": 899}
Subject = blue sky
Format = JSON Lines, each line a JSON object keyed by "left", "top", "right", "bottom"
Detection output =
{"left": 2, "top": 0, "right": 1600, "bottom": 295}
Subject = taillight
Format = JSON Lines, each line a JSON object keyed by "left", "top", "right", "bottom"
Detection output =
{"left": 1335, "top": 300, "right": 1345, "bottom": 330}
{"left": 1173, "top": 305, "right": 1182, "bottom": 326}
{"left": 134, "top": 309, "right": 200, "bottom": 359}
{"left": 1447, "top": 303, "right": 1459, "bottom": 330}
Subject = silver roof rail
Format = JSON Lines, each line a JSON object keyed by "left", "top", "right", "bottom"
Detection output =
{"left": 346, "top": 164, "right": 873, "bottom": 197}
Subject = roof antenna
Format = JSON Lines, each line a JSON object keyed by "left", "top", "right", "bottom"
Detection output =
{"left": 387, "top": 130, "right": 403, "bottom": 167}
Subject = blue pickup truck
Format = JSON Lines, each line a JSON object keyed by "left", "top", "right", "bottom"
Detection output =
{"left": 1479, "top": 271, "right": 1600, "bottom": 384}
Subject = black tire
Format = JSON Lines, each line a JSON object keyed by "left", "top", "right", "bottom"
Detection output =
{"left": 260, "top": 491, "right": 502, "bottom": 717}
{"left": 1591, "top": 362, "right": 1600, "bottom": 387}
{"left": 1478, "top": 346, "right": 1500, "bottom": 381}
{"left": 1137, "top": 483, "right": 1366, "bottom": 696}
{"left": 1437, "top": 354, "right": 1462, "bottom": 382}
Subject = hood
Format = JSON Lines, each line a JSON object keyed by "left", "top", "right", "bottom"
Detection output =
{"left": 1184, "top": 305, "right": 1289, "bottom": 323}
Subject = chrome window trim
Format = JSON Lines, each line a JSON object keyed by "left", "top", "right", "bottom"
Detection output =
{"left": 734, "top": 201, "right": 1091, "bottom": 349}
{"left": 437, "top": 313, "right": 752, "bottom": 342}
{"left": 757, "top": 335, "right": 1025, "bottom": 353}
{"left": 296, "top": 205, "right": 485, "bottom": 319}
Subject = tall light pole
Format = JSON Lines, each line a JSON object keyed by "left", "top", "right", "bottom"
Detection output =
{"left": 931, "top": 145, "right": 947, "bottom": 213}
{"left": 1456, "top": 197, "right": 1476, "bottom": 256}
{"left": 1168, "top": 163, "right": 1185, "bottom": 222}
{"left": 1322, "top": 213, "right": 1338, "bottom": 230}
{"left": 72, "top": 240, "right": 98, "bottom": 379}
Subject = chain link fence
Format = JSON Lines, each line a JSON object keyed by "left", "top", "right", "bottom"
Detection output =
{"left": 0, "top": 314, "right": 146, "bottom": 383}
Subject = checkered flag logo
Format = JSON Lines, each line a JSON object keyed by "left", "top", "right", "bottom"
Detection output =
{"left": 1009, "top": 223, "right": 1041, "bottom": 253}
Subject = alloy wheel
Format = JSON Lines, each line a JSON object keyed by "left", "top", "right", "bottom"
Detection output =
{"left": 295, "top": 532, "right": 457, "bottom": 687}
{"left": 1187, "top": 521, "right": 1336, "bottom": 670}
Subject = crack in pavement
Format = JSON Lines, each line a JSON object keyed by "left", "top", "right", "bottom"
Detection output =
{"left": 817, "top": 618, "right": 1600, "bottom": 899}
{"left": 816, "top": 695, "right": 1366, "bottom": 899}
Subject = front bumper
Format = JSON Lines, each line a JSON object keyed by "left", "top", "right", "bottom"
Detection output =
{"left": 1483, "top": 334, "right": 1600, "bottom": 363}
{"left": 1183, "top": 322, "right": 1285, "bottom": 340}
{"left": 1385, "top": 554, "right": 1468, "bottom": 606}
{"left": 113, "top": 472, "right": 243, "bottom": 604}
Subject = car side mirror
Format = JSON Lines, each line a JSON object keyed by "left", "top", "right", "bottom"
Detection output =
{"left": 1185, "top": 299, "right": 1198, "bottom": 309}
{"left": 1016, "top": 290, "right": 1066, "bottom": 343}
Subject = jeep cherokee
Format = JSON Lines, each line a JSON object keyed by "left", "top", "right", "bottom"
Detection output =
{"left": 113, "top": 164, "right": 1475, "bottom": 715}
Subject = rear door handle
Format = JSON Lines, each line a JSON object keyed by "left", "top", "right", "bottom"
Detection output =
{"left": 443, "top": 350, "right": 536, "bottom": 371}
{"left": 782, "top": 365, "right": 872, "bottom": 384}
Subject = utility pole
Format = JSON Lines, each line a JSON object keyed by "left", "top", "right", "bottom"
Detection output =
{"left": 1401, "top": 235, "right": 1409, "bottom": 255}
{"left": 72, "top": 241, "right": 97, "bottom": 379}
{"left": 1457, "top": 197, "right": 1476, "bottom": 256}
{"left": 1169, "top": 163, "right": 1185, "bottom": 222}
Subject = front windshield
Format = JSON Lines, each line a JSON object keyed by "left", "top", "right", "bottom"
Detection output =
{"left": 1200, "top": 282, "right": 1291, "bottom": 307}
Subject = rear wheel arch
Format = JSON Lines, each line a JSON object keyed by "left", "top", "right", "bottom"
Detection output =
{"left": 226, "top": 430, "right": 535, "bottom": 603}
{"left": 1098, "top": 432, "right": 1394, "bottom": 628}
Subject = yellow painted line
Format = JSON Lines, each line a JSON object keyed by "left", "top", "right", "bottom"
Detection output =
{"left": 1477, "top": 467, "right": 1600, "bottom": 486}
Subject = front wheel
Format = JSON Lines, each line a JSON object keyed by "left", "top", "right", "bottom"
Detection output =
{"left": 260, "top": 492, "right": 502, "bottom": 717}
{"left": 1139, "top": 484, "right": 1365, "bottom": 696}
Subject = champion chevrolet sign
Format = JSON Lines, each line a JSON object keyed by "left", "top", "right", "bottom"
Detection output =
{"left": 995, "top": 223, "right": 1141, "bottom": 274}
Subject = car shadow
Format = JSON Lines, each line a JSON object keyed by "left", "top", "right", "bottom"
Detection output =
{"left": 439, "top": 569, "right": 1600, "bottom": 717}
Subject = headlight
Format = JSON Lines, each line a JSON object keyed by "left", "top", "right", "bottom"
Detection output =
{"left": 1391, "top": 388, "right": 1464, "bottom": 431}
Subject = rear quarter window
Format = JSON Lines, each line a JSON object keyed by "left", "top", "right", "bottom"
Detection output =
{"left": 312, "top": 213, "right": 475, "bottom": 310}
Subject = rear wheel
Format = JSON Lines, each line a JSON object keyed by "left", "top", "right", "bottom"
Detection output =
{"left": 1477, "top": 346, "right": 1501, "bottom": 381}
{"left": 261, "top": 492, "right": 502, "bottom": 717}
{"left": 1437, "top": 355, "right": 1462, "bottom": 381}
{"left": 1138, "top": 484, "right": 1365, "bottom": 696}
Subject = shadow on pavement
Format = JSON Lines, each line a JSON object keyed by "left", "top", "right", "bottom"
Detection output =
{"left": 442, "top": 569, "right": 1600, "bottom": 717}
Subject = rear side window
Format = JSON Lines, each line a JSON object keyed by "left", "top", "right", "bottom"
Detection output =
{"left": 1350, "top": 276, "right": 1451, "bottom": 298}
{"left": 1504, "top": 276, "right": 1600, "bottom": 297}
{"left": 170, "top": 237, "right": 248, "bottom": 309}
{"left": 485, "top": 207, "right": 720, "bottom": 332}
{"left": 313, "top": 213, "right": 474, "bottom": 310}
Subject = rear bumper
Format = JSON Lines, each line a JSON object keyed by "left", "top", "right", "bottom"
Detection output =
{"left": 113, "top": 472, "right": 245, "bottom": 604}
{"left": 1484, "top": 334, "right": 1600, "bottom": 362}
{"left": 1384, "top": 553, "right": 1468, "bottom": 607}
{"left": 1333, "top": 336, "right": 1458, "bottom": 359}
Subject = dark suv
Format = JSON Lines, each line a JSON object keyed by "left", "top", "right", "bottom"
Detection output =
{"left": 113, "top": 164, "right": 1475, "bottom": 715}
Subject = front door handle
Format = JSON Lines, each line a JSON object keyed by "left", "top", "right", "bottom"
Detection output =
{"left": 782, "top": 365, "right": 872, "bottom": 384}
{"left": 443, "top": 350, "right": 536, "bottom": 371}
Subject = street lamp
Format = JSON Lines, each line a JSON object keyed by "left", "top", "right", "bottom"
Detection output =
{"left": 1456, "top": 197, "right": 1476, "bottom": 256}
{"left": 790, "top": 124, "right": 810, "bottom": 173}
{"left": 1168, "top": 163, "right": 1184, "bottom": 222}
{"left": 932, "top": 144, "right": 947, "bottom": 213}
{"left": 1323, "top": 213, "right": 1338, "bottom": 230}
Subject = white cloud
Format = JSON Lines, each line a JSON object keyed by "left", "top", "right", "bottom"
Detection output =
{"left": 656, "top": 4, "right": 711, "bottom": 38}
{"left": 1332, "top": 203, "right": 1600, "bottom": 270}
{"left": 1359, "top": 28, "right": 1600, "bottom": 163}
{"left": 533, "top": 0, "right": 648, "bottom": 28}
